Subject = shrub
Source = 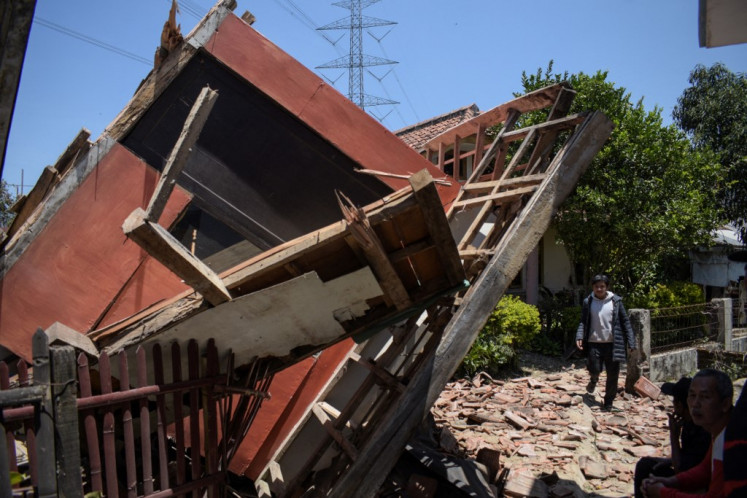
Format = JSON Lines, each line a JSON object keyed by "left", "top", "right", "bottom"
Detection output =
{"left": 631, "top": 281, "right": 705, "bottom": 309}
{"left": 459, "top": 295, "right": 541, "bottom": 377}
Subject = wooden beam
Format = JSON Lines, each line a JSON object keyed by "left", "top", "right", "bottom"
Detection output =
{"left": 337, "top": 192, "right": 412, "bottom": 311}
{"left": 452, "top": 185, "right": 538, "bottom": 210}
{"left": 123, "top": 207, "right": 231, "bottom": 306}
{"left": 146, "top": 86, "right": 218, "bottom": 222}
{"left": 312, "top": 404, "right": 359, "bottom": 461}
{"left": 326, "top": 111, "right": 614, "bottom": 498}
{"left": 424, "top": 83, "right": 570, "bottom": 150}
{"left": 462, "top": 174, "right": 545, "bottom": 194}
{"left": 353, "top": 358, "right": 405, "bottom": 393}
{"left": 408, "top": 170, "right": 465, "bottom": 287}
{"left": 45, "top": 322, "right": 98, "bottom": 357}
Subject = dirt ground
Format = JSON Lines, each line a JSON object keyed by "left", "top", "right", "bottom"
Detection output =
{"left": 431, "top": 351, "right": 675, "bottom": 498}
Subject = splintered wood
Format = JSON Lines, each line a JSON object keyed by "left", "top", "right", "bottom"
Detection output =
{"left": 431, "top": 362, "right": 675, "bottom": 496}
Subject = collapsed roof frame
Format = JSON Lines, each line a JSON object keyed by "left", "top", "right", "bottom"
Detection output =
{"left": 253, "top": 83, "right": 613, "bottom": 496}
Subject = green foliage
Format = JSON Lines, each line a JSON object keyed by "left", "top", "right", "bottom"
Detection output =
{"left": 1, "top": 179, "right": 17, "bottom": 229}
{"left": 628, "top": 281, "right": 705, "bottom": 310}
{"left": 536, "top": 290, "right": 580, "bottom": 353}
{"left": 459, "top": 295, "right": 541, "bottom": 376}
{"left": 673, "top": 63, "right": 747, "bottom": 242}
{"left": 10, "top": 471, "right": 26, "bottom": 485}
{"left": 518, "top": 61, "right": 723, "bottom": 298}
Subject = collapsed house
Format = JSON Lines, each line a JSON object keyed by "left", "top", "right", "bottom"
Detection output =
{"left": 0, "top": 1, "right": 614, "bottom": 496}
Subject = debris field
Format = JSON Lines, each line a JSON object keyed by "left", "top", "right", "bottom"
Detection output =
{"left": 432, "top": 360, "right": 673, "bottom": 497}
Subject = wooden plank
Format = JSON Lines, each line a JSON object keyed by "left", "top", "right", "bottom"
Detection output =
{"left": 118, "top": 350, "right": 137, "bottom": 498}
{"left": 498, "top": 112, "right": 585, "bottom": 145}
{"left": 204, "top": 339, "right": 220, "bottom": 498}
{"left": 268, "top": 461, "right": 286, "bottom": 497}
{"left": 408, "top": 170, "right": 465, "bottom": 288}
{"left": 524, "top": 90, "right": 578, "bottom": 175}
{"left": 17, "top": 361, "right": 37, "bottom": 489}
{"left": 188, "top": 340, "right": 201, "bottom": 497}
{"left": 51, "top": 346, "right": 83, "bottom": 497}
{"left": 124, "top": 269, "right": 381, "bottom": 362}
{"left": 137, "top": 347, "right": 154, "bottom": 495}
{"left": 153, "top": 345, "right": 170, "bottom": 491}
{"left": 353, "top": 358, "right": 405, "bottom": 393}
{"left": 77, "top": 353, "right": 104, "bottom": 493}
{"left": 171, "top": 343, "right": 187, "bottom": 487}
{"left": 462, "top": 174, "right": 545, "bottom": 194}
{"left": 44, "top": 322, "right": 98, "bottom": 356}
{"left": 453, "top": 185, "right": 539, "bottom": 210}
{"left": 424, "top": 83, "right": 569, "bottom": 150}
{"left": 310, "top": 406, "right": 359, "bottom": 463}
{"left": 123, "top": 207, "right": 231, "bottom": 306}
{"left": 497, "top": 128, "right": 537, "bottom": 183}
{"left": 7, "top": 166, "right": 59, "bottom": 234}
{"left": 337, "top": 193, "right": 412, "bottom": 311}
{"left": 146, "top": 86, "right": 218, "bottom": 222}
{"left": 99, "top": 352, "right": 119, "bottom": 498}
{"left": 326, "top": 111, "right": 614, "bottom": 498}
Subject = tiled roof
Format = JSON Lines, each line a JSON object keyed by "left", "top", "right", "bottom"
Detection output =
{"left": 395, "top": 104, "right": 480, "bottom": 150}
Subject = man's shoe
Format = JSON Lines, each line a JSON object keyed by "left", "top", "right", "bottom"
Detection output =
{"left": 603, "top": 403, "right": 622, "bottom": 413}
{"left": 586, "top": 381, "right": 596, "bottom": 393}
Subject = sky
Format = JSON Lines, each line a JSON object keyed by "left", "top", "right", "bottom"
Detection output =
{"left": 3, "top": 0, "right": 747, "bottom": 196}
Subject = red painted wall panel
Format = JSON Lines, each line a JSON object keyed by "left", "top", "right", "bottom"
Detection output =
{"left": 241, "top": 338, "right": 355, "bottom": 479}
{"left": 0, "top": 143, "right": 191, "bottom": 361}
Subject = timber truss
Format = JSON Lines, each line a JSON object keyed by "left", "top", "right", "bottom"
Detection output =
{"left": 254, "top": 83, "right": 614, "bottom": 497}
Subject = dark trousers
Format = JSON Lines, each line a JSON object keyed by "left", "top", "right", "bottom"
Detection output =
{"left": 634, "top": 457, "right": 675, "bottom": 498}
{"left": 587, "top": 342, "right": 620, "bottom": 406}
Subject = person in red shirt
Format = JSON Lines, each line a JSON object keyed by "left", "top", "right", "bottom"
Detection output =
{"left": 641, "top": 369, "right": 733, "bottom": 497}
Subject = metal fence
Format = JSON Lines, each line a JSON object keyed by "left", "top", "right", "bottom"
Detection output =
{"left": 650, "top": 301, "right": 719, "bottom": 354}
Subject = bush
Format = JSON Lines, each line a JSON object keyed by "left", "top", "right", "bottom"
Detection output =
{"left": 459, "top": 295, "right": 541, "bottom": 377}
{"left": 629, "top": 281, "right": 705, "bottom": 309}
{"left": 536, "top": 288, "right": 580, "bottom": 354}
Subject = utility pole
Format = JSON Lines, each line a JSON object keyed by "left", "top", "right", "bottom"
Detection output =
{"left": 317, "top": 0, "right": 398, "bottom": 110}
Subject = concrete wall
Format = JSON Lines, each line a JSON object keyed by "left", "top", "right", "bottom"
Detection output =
{"left": 650, "top": 349, "right": 699, "bottom": 382}
{"left": 732, "top": 329, "right": 747, "bottom": 352}
{"left": 541, "top": 226, "right": 574, "bottom": 294}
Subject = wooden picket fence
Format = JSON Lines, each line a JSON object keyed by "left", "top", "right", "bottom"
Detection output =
{"left": 0, "top": 329, "right": 272, "bottom": 497}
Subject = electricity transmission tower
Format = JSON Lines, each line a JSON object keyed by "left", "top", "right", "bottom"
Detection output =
{"left": 317, "top": 0, "right": 398, "bottom": 110}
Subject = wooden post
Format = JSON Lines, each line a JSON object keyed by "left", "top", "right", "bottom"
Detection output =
{"left": 0, "top": 414, "right": 10, "bottom": 498}
{"left": 33, "top": 329, "right": 57, "bottom": 498}
{"left": 146, "top": 86, "right": 219, "bottom": 223}
{"left": 51, "top": 346, "right": 83, "bottom": 496}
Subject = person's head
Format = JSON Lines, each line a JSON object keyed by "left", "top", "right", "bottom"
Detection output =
{"left": 662, "top": 377, "right": 692, "bottom": 418}
{"left": 591, "top": 274, "right": 610, "bottom": 299}
{"left": 688, "top": 368, "right": 733, "bottom": 435}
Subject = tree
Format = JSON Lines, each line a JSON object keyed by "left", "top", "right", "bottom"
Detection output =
{"left": 1, "top": 180, "right": 17, "bottom": 231}
{"left": 518, "top": 62, "right": 723, "bottom": 300}
{"left": 673, "top": 63, "right": 747, "bottom": 242}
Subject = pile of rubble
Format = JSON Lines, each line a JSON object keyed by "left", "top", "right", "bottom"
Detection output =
{"left": 431, "top": 360, "right": 672, "bottom": 497}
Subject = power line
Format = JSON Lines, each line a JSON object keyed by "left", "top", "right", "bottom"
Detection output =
{"left": 272, "top": 0, "right": 345, "bottom": 48}
{"left": 34, "top": 17, "right": 151, "bottom": 66}
{"left": 368, "top": 34, "right": 419, "bottom": 124}
{"left": 173, "top": 0, "right": 205, "bottom": 20}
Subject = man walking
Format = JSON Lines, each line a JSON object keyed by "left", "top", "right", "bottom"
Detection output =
{"left": 575, "top": 274, "right": 636, "bottom": 411}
